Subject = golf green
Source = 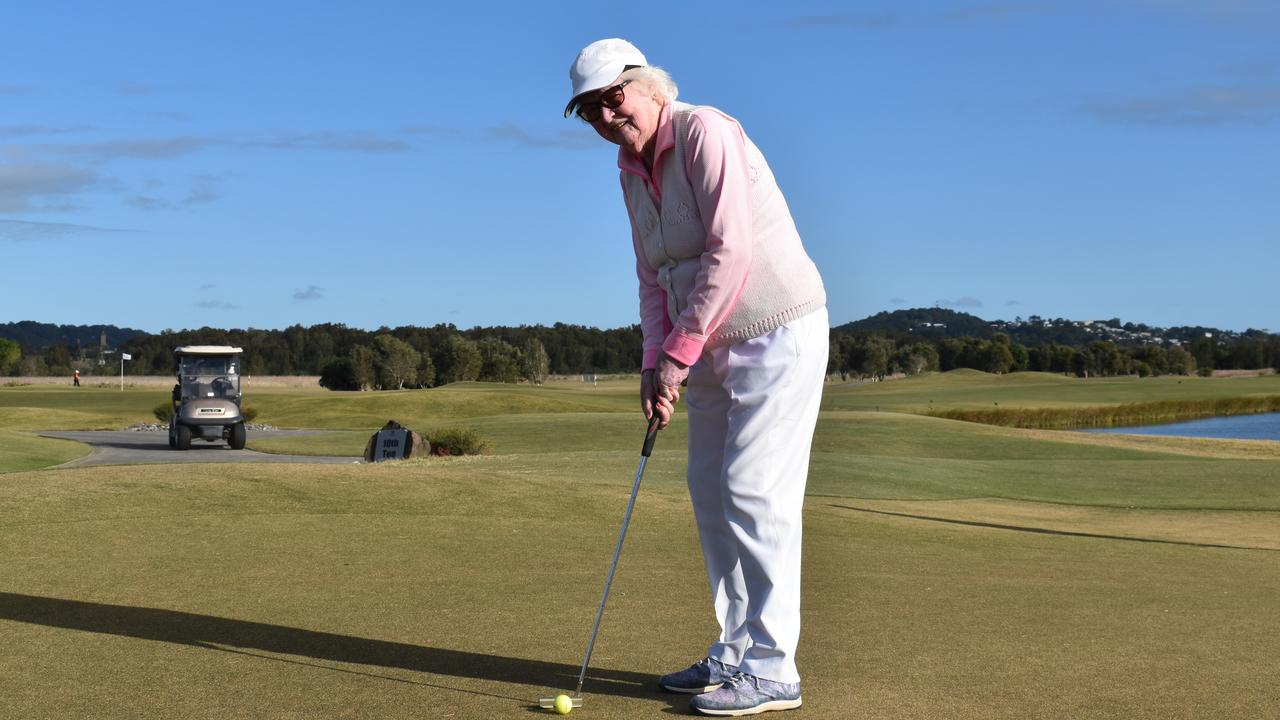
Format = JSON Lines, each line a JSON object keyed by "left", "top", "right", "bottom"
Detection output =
{"left": 1, "top": 374, "right": 1277, "bottom": 717}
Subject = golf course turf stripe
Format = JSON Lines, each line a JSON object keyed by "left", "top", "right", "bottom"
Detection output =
{"left": 829, "top": 504, "right": 1279, "bottom": 551}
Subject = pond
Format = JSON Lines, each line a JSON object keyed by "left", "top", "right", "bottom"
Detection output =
{"left": 1081, "top": 412, "right": 1280, "bottom": 441}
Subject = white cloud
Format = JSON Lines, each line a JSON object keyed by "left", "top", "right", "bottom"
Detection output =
{"left": 45, "top": 136, "right": 219, "bottom": 162}
{"left": 786, "top": 12, "right": 898, "bottom": 28}
{"left": 124, "top": 175, "right": 222, "bottom": 210}
{"left": 1084, "top": 84, "right": 1280, "bottom": 126}
{"left": 0, "top": 125, "right": 90, "bottom": 139}
{"left": 0, "top": 163, "right": 98, "bottom": 212}
{"left": 292, "top": 285, "right": 324, "bottom": 301}
{"left": 195, "top": 300, "right": 238, "bottom": 310}
{"left": 246, "top": 132, "right": 409, "bottom": 153}
{"left": 936, "top": 296, "right": 985, "bottom": 308}
{"left": 0, "top": 219, "right": 135, "bottom": 242}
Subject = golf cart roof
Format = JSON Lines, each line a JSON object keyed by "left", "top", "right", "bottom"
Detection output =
{"left": 174, "top": 345, "right": 244, "bottom": 356}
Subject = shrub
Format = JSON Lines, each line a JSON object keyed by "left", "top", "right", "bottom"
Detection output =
{"left": 319, "top": 357, "right": 359, "bottom": 390}
{"left": 426, "top": 427, "right": 490, "bottom": 456}
{"left": 153, "top": 401, "right": 173, "bottom": 422}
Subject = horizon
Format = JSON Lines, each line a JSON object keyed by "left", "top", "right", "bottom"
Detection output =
{"left": 4, "top": 304, "right": 1274, "bottom": 337}
{"left": 3, "top": 2, "right": 1278, "bottom": 333}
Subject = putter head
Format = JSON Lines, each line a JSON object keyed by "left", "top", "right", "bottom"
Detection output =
{"left": 538, "top": 696, "right": 584, "bottom": 709}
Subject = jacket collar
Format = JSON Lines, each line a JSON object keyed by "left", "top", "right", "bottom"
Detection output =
{"left": 617, "top": 101, "right": 675, "bottom": 182}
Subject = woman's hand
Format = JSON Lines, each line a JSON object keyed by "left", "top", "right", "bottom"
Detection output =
{"left": 656, "top": 355, "right": 690, "bottom": 391}
{"left": 641, "top": 369, "right": 677, "bottom": 429}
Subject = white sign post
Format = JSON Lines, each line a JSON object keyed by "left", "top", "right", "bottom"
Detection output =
{"left": 120, "top": 353, "right": 132, "bottom": 391}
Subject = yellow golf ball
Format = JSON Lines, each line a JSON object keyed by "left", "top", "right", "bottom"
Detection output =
{"left": 553, "top": 694, "right": 574, "bottom": 715}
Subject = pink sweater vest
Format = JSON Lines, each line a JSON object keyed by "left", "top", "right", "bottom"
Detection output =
{"left": 622, "top": 102, "right": 826, "bottom": 352}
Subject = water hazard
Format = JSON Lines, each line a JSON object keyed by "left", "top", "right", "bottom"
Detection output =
{"left": 1082, "top": 412, "right": 1280, "bottom": 441}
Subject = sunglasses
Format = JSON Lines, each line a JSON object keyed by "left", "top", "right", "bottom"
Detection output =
{"left": 576, "top": 80, "right": 633, "bottom": 122}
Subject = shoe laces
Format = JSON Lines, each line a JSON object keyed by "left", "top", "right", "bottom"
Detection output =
{"left": 726, "top": 672, "right": 761, "bottom": 691}
{"left": 701, "top": 657, "right": 732, "bottom": 674}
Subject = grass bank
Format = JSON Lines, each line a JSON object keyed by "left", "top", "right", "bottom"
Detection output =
{"left": 929, "top": 394, "right": 1280, "bottom": 430}
{"left": 0, "top": 429, "right": 89, "bottom": 472}
{"left": 823, "top": 369, "right": 1280, "bottom": 414}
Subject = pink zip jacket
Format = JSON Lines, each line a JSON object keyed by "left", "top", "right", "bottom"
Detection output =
{"left": 620, "top": 102, "right": 825, "bottom": 370}
{"left": 618, "top": 103, "right": 755, "bottom": 370}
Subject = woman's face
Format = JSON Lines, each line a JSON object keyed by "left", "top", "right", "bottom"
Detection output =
{"left": 585, "top": 75, "right": 664, "bottom": 160}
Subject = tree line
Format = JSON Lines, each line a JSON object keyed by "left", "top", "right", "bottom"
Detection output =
{"left": 828, "top": 331, "right": 1280, "bottom": 381}
{"left": 4, "top": 320, "right": 1278, "bottom": 388}
{"left": 0, "top": 323, "right": 641, "bottom": 388}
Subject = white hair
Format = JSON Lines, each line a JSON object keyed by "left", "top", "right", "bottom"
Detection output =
{"left": 621, "top": 65, "right": 679, "bottom": 103}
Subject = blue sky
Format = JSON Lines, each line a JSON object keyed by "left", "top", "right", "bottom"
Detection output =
{"left": 2, "top": 1, "right": 1277, "bottom": 334}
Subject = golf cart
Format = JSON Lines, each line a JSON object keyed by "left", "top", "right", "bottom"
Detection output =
{"left": 168, "top": 345, "right": 247, "bottom": 450}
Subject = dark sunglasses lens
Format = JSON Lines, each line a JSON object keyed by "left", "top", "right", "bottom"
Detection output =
{"left": 602, "top": 85, "right": 626, "bottom": 109}
{"left": 578, "top": 104, "right": 601, "bottom": 122}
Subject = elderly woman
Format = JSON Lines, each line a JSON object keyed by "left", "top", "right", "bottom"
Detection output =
{"left": 565, "top": 39, "right": 828, "bottom": 716}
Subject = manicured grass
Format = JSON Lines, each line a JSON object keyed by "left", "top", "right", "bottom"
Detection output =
{"left": 0, "top": 385, "right": 166, "bottom": 430}
{"left": 0, "top": 429, "right": 90, "bottom": 472}
{"left": 247, "top": 431, "right": 369, "bottom": 457}
{"left": 249, "top": 381, "right": 635, "bottom": 431}
{"left": 2, "top": 460, "right": 1276, "bottom": 719}
{"left": 7, "top": 371, "right": 1280, "bottom": 434}
{"left": 0, "top": 379, "right": 635, "bottom": 432}
{"left": 247, "top": 409, "right": 1280, "bottom": 511}
{"left": 931, "top": 394, "right": 1280, "bottom": 429}
{"left": 824, "top": 369, "right": 1280, "bottom": 413}
{"left": 807, "top": 412, "right": 1280, "bottom": 510}
{"left": 2, "top": 376, "right": 1279, "bottom": 717}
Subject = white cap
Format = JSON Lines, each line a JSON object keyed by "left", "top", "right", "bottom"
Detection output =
{"left": 564, "top": 38, "right": 647, "bottom": 117}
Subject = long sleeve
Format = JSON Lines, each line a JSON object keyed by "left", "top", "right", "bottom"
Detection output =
{"left": 660, "top": 110, "right": 754, "bottom": 366}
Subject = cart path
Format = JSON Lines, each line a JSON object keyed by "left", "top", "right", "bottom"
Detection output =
{"left": 39, "top": 430, "right": 360, "bottom": 468}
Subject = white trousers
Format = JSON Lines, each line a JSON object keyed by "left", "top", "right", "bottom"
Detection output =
{"left": 684, "top": 307, "right": 828, "bottom": 684}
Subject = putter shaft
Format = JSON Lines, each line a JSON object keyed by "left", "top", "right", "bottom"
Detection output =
{"left": 565, "top": 417, "right": 661, "bottom": 701}
{"left": 574, "top": 452, "right": 649, "bottom": 696}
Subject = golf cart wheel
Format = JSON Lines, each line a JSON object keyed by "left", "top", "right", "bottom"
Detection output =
{"left": 175, "top": 424, "right": 192, "bottom": 451}
{"left": 229, "top": 421, "right": 246, "bottom": 450}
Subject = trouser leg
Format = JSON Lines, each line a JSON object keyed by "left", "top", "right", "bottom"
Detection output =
{"left": 704, "top": 308, "right": 829, "bottom": 683}
{"left": 686, "top": 356, "right": 750, "bottom": 667}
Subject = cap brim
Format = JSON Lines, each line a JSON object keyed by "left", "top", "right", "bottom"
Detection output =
{"left": 564, "top": 64, "right": 634, "bottom": 118}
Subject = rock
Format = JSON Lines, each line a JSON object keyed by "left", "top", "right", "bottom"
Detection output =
{"left": 362, "top": 420, "right": 430, "bottom": 462}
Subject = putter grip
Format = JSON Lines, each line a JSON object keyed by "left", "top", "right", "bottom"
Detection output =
{"left": 641, "top": 415, "right": 660, "bottom": 457}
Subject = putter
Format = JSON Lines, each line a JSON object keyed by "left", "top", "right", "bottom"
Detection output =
{"left": 540, "top": 414, "right": 662, "bottom": 711}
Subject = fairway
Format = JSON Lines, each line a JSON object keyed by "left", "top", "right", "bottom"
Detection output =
{"left": 824, "top": 369, "right": 1280, "bottom": 413}
{"left": 2, "top": 374, "right": 1278, "bottom": 718}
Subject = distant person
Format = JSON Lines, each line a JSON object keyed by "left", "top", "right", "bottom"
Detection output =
{"left": 73, "top": 370, "right": 80, "bottom": 387}
{"left": 563, "top": 39, "right": 828, "bottom": 716}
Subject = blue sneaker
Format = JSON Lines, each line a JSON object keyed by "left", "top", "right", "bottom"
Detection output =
{"left": 659, "top": 657, "right": 738, "bottom": 694}
{"left": 690, "top": 672, "right": 802, "bottom": 716}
